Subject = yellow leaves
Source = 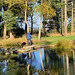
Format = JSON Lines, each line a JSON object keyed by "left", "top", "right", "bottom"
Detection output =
{"left": 3, "top": 0, "right": 36, "bottom": 10}
{"left": 3, "top": 0, "right": 25, "bottom": 8}
{"left": 27, "top": 7, "right": 31, "bottom": 11}
{"left": 35, "top": 1, "right": 56, "bottom": 19}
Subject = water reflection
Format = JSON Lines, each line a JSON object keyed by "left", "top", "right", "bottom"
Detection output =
{"left": 0, "top": 60, "right": 7, "bottom": 75}
{"left": 0, "top": 48, "right": 75, "bottom": 75}
{"left": 24, "top": 48, "right": 45, "bottom": 70}
{"left": 3, "top": 60, "right": 7, "bottom": 73}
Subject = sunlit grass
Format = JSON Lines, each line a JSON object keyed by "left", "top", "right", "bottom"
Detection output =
{"left": 0, "top": 35, "right": 75, "bottom": 47}
{"left": 0, "top": 38, "right": 27, "bottom": 47}
{"left": 41, "top": 35, "right": 75, "bottom": 44}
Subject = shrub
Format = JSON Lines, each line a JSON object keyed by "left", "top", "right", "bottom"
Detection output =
{"left": 72, "top": 40, "right": 75, "bottom": 50}
{"left": 55, "top": 40, "right": 71, "bottom": 55}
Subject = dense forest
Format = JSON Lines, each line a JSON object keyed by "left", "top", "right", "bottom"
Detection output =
{"left": 0, "top": 0, "right": 75, "bottom": 40}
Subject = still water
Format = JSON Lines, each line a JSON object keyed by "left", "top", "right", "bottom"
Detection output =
{"left": 0, "top": 48, "right": 75, "bottom": 75}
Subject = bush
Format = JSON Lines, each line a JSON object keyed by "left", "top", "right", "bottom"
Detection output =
{"left": 72, "top": 40, "right": 75, "bottom": 50}
{"left": 55, "top": 40, "right": 71, "bottom": 55}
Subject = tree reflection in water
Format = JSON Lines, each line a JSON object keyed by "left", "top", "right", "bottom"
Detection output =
{"left": 0, "top": 48, "right": 75, "bottom": 75}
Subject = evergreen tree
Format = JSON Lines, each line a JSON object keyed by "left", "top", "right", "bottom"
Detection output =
{"left": 2, "top": 10, "right": 16, "bottom": 39}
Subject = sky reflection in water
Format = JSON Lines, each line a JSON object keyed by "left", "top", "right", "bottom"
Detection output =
{"left": 0, "top": 48, "right": 75, "bottom": 75}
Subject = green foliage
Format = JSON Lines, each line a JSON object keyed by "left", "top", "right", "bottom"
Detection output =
{"left": 3, "top": 10, "right": 16, "bottom": 31}
{"left": 3, "top": 0, "right": 25, "bottom": 8}
{"left": 6, "top": 59, "right": 27, "bottom": 75}
{"left": 55, "top": 40, "right": 71, "bottom": 55}
{"left": 11, "top": 4, "right": 24, "bottom": 16}
{"left": 72, "top": 40, "right": 75, "bottom": 50}
{"left": 7, "top": 59, "right": 18, "bottom": 70}
{"left": 0, "top": 0, "right": 3, "bottom": 6}
{"left": 17, "top": 68, "right": 27, "bottom": 75}
{"left": 6, "top": 59, "right": 19, "bottom": 75}
{"left": 50, "top": 0, "right": 65, "bottom": 9}
{"left": 3, "top": 0, "right": 36, "bottom": 15}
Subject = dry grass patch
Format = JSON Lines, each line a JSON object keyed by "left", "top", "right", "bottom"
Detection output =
{"left": 0, "top": 38, "right": 27, "bottom": 47}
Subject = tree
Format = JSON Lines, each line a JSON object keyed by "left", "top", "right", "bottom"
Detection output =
{"left": 42, "top": 0, "right": 46, "bottom": 36}
{"left": 61, "top": 0, "right": 64, "bottom": 36}
{"left": 45, "top": 0, "right": 65, "bottom": 34}
{"left": 28, "top": 3, "right": 34, "bottom": 34}
{"left": 35, "top": 0, "right": 56, "bottom": 40}
{"left": 3, "top": 0, "right": 36, "bottom": 33}
{"left": 2, "top": 10, "right": 16, "bottom": 39}
{"left": 71, "top": 1, "right": 74, "bottom": 35}
{"left": 24, "top": 0, "right": 36, "bottom": 33}
{"left": 64, "top": 0, "right": 67, "bottom": 36}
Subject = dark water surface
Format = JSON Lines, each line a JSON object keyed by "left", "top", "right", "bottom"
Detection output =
{"left": 0, "top": 48, "right": 75, "bottom": 75}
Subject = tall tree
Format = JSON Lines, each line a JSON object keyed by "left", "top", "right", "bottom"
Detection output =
{"left": 47, "top": 0, "right": 64, "bottom": 34}
{"left": 27, "top": 2, "right": 35, "bottom": 34}
{"left": 35, "top": 0, "right": 56, "bottom": 40}
{"left": 61, "top": 0, "right": 64, "bottom": 36}
{"left": 71, "top": 1, "right": 74, "bottom": 35}
{"left": 25, "top": 0, "right": 29, "bottom": 33}
{"left": 64, "top": 0, "right": 67, "bottom": 36}
{"left": 23, "top": 0, "right": 35, "bottom": 33}
{"left": 2, "top": 10, "right": 16, "bottom": 39}
{"left": 3, "top": 0, "right": 36, "bottom": 33}
{"left": 31, "top": 13, "right": 33, "bottom": 34}
{"left": 3, "top": 22, "right": 6, "bottom": 39}
{"left": 42, "top": 0, "right": 46, "bottom": 36}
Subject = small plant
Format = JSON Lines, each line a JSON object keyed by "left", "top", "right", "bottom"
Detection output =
{"left": 55, "top": 40, "right": 71, "bottom": 55}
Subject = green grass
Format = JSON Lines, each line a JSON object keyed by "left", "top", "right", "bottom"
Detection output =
{"left": 41, "top": 35, "right": 75, "bottom": 40}
{"left": 0, "top": 35, "right": 75, "bottom": 47}
{"left": 32, "top": 35, "right": 75, "bottom": 45}
{"left": 40, "top": 35, "right": 75, "bottom": 45}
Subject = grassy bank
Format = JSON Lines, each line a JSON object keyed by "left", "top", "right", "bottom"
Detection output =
{"left": 41, "top": 35, "right": 75, "bottom": 44}
{"left": 0, "top": 35, "right": 75, "bottom": 48}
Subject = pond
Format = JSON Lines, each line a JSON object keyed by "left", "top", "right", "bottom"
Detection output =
{"left": 0, "top": 48, "right": 75, "bottom": 75}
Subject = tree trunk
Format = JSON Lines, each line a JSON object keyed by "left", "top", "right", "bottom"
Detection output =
{"left": 25, "top": 23, "right": 27, "bottom": 34}
{"left": 71, "top": 1, "right": 73, "bottom": 35}
{"left": 61, "top": 0, "right": 63, "bottom": 36}
{"left": 25, "top": 1, "right": 29, "bottom": 33}
{"left": 38, "top": 18, "right": 42, "bottom": 40}
{"left": 0, "top": 30, "right": 1, "bottom": 37}
{"left": 10, "top": 30, "right": 14, "bottom": 39}
{"left": 42, "top": 15, "right": 45, "bottom": 36}
{"left": 56, "top": 13, "right": 60, "bottom": 33}
{"left": 64, "top": 0, "right": 67, "bottom": 36}
{"left": 3, "top": 23, "right": 6, "bottom": 39}
{"left": 31, "top": 14, "right": 33, "bottom": 34}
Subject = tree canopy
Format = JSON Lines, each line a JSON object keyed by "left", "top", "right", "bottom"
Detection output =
{"left": 2, "top": 10, "right": 16, "bottom": 31}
